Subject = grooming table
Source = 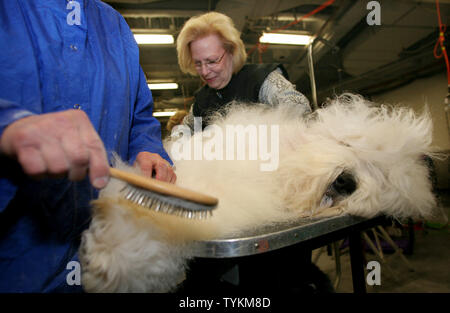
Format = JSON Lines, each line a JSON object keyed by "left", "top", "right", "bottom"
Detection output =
{"left": 189, "top": 214, "right": 388, "bottom": 293}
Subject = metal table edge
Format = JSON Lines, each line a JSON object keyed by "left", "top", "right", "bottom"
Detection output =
{"left": 190, "top": 214, "right": 377, "bottom": 258}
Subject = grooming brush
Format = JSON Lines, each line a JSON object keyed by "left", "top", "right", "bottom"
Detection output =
{"left": 109, "top": 167, "right": 218, "bottom": 219}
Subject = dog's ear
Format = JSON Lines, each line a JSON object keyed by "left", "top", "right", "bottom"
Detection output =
{"left": 381, "top": 157, "right": 437, "bottom": 220}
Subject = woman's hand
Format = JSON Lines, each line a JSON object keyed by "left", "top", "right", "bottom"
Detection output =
{"left": 134, "top": 151, "right": 176, "bottom": 183}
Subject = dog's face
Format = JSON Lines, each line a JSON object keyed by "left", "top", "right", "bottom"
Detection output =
{"left": 309, "top": 148, "right": 436, "bottom": 220}
{"left": 275, "top": 94, "right": 437, "bottom": 220}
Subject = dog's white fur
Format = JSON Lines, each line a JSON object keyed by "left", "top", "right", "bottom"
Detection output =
{"left": 79, "top": 94, "right": 439, "bottom": 292}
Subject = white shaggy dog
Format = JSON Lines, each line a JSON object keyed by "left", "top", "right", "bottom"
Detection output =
{"left": 79, "top": 94, "right": 439, "bottom": 292}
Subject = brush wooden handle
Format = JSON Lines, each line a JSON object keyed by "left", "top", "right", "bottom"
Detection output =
{"left": 109, "top": 167, "right": 218, "bottom": 206}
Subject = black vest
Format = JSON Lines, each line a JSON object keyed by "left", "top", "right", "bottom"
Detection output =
{"left": 193, "top": 63, "right": 288, "bottom": 129}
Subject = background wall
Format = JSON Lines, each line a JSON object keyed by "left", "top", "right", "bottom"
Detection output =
{"left": 373, "top": 72, "right": 449, "bottom": 190}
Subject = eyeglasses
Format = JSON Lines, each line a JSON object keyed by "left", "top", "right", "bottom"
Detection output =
{"left": 194, "top": 51, "right": 226, "bottom": 70}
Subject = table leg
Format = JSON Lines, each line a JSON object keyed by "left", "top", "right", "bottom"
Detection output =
{"left": 349, "top": 231, "right": 366, "bottom": 293}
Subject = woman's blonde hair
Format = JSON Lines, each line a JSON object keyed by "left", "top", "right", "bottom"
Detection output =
{"left": 177, "top": 12, "right": 247, "bottom": 76}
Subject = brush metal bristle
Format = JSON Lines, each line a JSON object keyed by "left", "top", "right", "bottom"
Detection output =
{"left": 119, "top": 185, "right": 215, "bottom": 219}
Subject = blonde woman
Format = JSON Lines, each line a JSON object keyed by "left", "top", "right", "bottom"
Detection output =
{"left": 176, "top": 11, "right": 311, "bottom": 131}
{"left": 174, "top": 12, "right": 328, "bottom": 294}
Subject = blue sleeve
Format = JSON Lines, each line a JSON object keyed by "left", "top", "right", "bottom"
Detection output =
{"left": 0, "top": 2, "right": 42, "bottom": 141}
{"left": 117, "top": 17, "right": 172, "bottom": 165}
{"left": 128, "top": 67, "right": 173, "bottom": 165}
{"left": 0, "top": 99, "right": 36, "bottom": 141}
{"left": 0, "top": 2, "right": 42, "bottom": 213}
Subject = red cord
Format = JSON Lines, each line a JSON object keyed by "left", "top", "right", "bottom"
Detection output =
{"left": 434, "top": 0, "right": 450, "bottom": 85}
{"left": 247, "top": 0, "right": 335, "bottom": 61}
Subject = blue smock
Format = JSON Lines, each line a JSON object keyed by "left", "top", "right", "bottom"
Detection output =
{"left": 0, "top": 0, "right": 171, "bottom": 292}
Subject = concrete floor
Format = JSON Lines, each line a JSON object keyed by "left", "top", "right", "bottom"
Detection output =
{"left": 314, "top": 191, "right": 450, "bottom": 293}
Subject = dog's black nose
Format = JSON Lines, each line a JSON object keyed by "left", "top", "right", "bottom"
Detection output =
{"left": 332, "top": 172, "right": 357, "bottom": 196}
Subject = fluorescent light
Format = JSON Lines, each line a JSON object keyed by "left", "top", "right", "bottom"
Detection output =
{"left": 148, "top": 83, "right": 178, "bottom": 90}
{"left": 134, "top": 34, "right": 174, "bottom": 45}
{"left": 259, "top": 33, "right": 313, "bottom": 45}
{"left": 153, "top": 111, "right": 177, "bottom": 117}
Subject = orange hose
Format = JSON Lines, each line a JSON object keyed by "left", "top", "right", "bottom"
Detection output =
{"left": 434, "top": 0, "right": 450, "bottom": 85}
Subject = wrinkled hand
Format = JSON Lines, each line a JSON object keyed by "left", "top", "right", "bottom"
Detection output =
{"left": 134, "top": 151, "right": 176, "bottom": 183}
{"left": 0, "top": 110, "right": 110, "bottom": 189}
